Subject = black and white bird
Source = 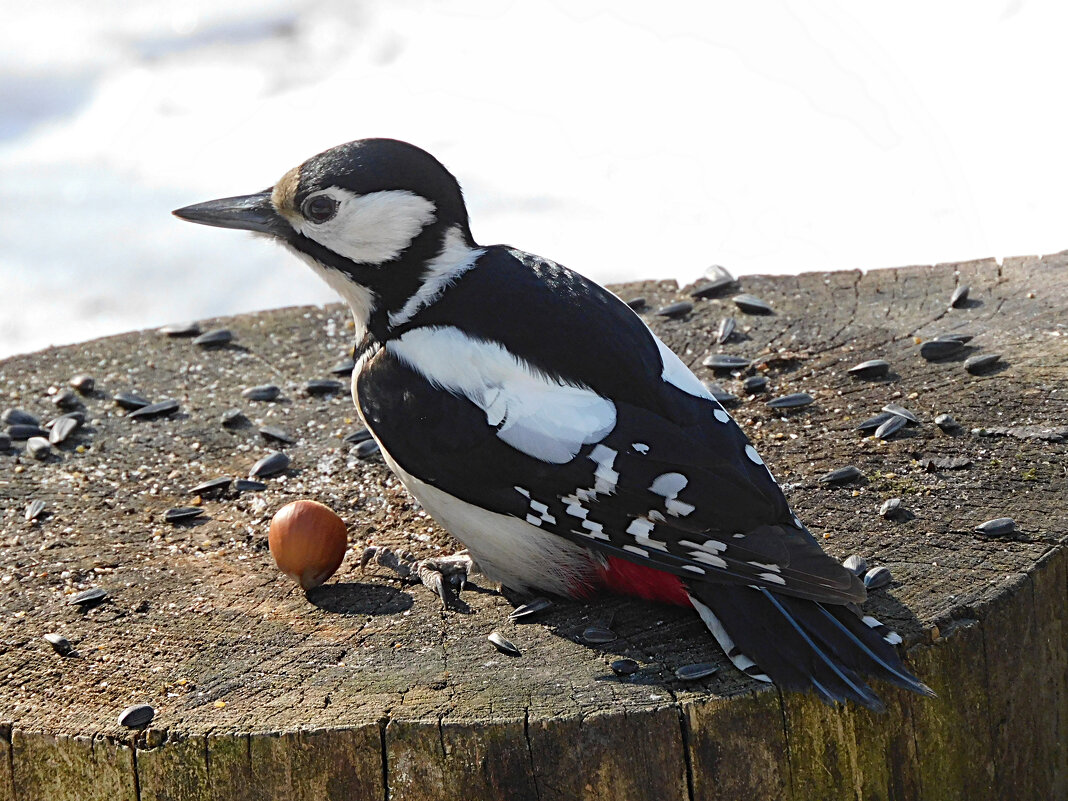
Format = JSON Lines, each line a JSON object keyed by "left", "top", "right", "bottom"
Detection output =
{"left": 174, "top": 138, "right": 932, "bottom": 710}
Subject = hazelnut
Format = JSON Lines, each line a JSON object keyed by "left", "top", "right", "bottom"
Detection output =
{"left": 268, "top": 500, "right": 347, "bottom": 591}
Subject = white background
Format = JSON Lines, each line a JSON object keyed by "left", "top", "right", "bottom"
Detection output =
{"left": 1, "top": 0, "right": 1064, "bottom": 358}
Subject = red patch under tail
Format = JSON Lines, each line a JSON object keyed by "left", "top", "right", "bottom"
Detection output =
{"left": 578, "top": 556, "right": 692, "bottom": 607}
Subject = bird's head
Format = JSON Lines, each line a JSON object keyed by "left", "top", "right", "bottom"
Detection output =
{"left": 173, "top": 138, "right": 477, "bottom": 338}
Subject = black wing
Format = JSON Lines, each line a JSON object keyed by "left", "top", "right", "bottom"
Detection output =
{"left": 360, "top": 247, "right": 863, "bottom": 604}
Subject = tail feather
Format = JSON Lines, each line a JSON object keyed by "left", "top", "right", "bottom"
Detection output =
{"left": 690, "top": 589, "right": 873, "bottom": 707}
{"left": 687, "top": 584, "right": 933, "bottom": 710}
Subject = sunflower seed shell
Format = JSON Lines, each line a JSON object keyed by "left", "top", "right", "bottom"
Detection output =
{"left": 2, "top": 409, "right": 39, "bottom": 426}
{"left": 44, "top": 633, "right": 74, "bottom": 656}
{"left": 675, "top": 662, "right": 719, "bottom": 681}
{"left": 193, "top": 329, "right": 233, "bottom": 347}
{"left": 113, "top": 392, "right": 151, "bottom": 411}
{"left": 842, "top": 554, "right": 868, "bottom": 576}
{"left": 190, "top": 477, "right": 232, "bottom": 496}
{"left": 242, "top": 384, "right": 280, "bottom": 401}
{"left": 819, "top": 465, "right": 862, "bottom": 484}
{"left": 920, "top": 339, "right": 964, "bottom": 361}
{"left": 655, "top": 301, "right": 693, "bottom": 319}
{"left": 949, "top": 285, "right": 970, "bottom": 308}
{"left": 702, "top": 354, "right": 750, "bottom": 370}
{"left": 766, "top": 392, "right": 814, "bottom": 409}
{"left": 118, "top": 704, "right": 155, "bottom": 728}
{"left": 881, "top": 404, "right": 919, "bottom": 424}
{"left": 508, "top": 597, "right": 553, "bottom": 621}
{"left": 165, "top": 507, "right": 204, "bottom": 523}
{"left": 847, "top": 359, "right": 890, "bottom": 379}
{"left": 581, "top": 625, "right": 617, "bottom": 644}
{"left": 127, "top": 399, "right": 179, "bottom": 420}
{"left": 68, "top": 587, "right": 108, "bottom": 607}
{"left": 733, "top": 294, "right": 773, "bottom": 314}
{"left": 25, "top": 500, "right": 46, "bottom": 522}
{"left": 975, "top": 517, "right": 1015, "bottom": 537}
{"left": 863, "top": 566, "right": 893, "bottom": 590}
{"left": 874, "top": 415, "right": 907, "bottom": 440}
{"left": 964, "top": 353, "right": 1001, "bottom": 374}
{"left": 610, "top": 658, "right": 640, "bottom": 676}
{"left": 715, "top": 317, "right": 736, "bottom": 344}
{"left": 488, "top": 631, "right": 520, "bottom": 656}
{"left": 250, "top": 451, "right": 290, "bottom": 478}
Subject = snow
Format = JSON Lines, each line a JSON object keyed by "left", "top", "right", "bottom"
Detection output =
{"left": 2, "top": 0, "right": 1066, "bottom": 358}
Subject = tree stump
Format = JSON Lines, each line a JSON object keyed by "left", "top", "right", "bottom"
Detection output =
{"left": 0, "top": 253, "right": 1065, "bottom": 801}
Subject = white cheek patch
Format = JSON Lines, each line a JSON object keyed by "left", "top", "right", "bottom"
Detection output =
{"left": 387, "top": 325, "right": 617, "bottom": 464}
{"left": 299, "top": 188, "right": 437, "bottom": 265}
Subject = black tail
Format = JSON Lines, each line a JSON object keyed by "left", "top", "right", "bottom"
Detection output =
{"left": 687, "top": 584, "right": 934, "bottom": 711}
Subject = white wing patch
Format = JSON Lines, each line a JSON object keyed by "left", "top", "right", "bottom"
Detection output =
{"left": 387, "top": 326, "right": 617, "bottom": 463}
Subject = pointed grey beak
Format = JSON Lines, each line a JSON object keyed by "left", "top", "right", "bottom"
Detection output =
{"left": 173, "top": 190, "right": 289, "bottom": 237}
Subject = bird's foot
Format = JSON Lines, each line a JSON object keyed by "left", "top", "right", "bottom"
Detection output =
{"left": 360, "top": 546, "right": 475, "bottom": 605}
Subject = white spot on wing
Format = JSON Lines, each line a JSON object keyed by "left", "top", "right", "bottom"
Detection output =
{"left": 681, "top": 565, "right": 706, "bottom": 574}
{"left": 388, "top": 326, "right": 617, "bottom": 463}
{"left": 579, "top": 527, "right": 610, "bottom": 541}
{"left": 515, "top": 487, "right": 530, "bottom": 497}
{"left": 690, "top": 551, "right": 728, "bottom": 569}
{"left": 633, "top": 531, "right": 669, "bottom": 551}
{"left": 565, "top": 503, "right": 588, "bottom": 520}
{"left": 744, "top": 444, "right": 763, "bottom": 465}
{"left": 758, "top": 572, "right": 786, "bottom": 585}
{"left": 525, "top": 514, "right": 542, "bottom": 526}
{"left": 748, "top": 561, "right": 780, "bottom": 572}
{"left": 650, "top": 472, "right": 692, "bottom": 517}
{"left": 665, "top": 499, "right": 695, "bottom": 517}
{"left": 680, "top": 539, "right": 727, "bottom": 554}
{"left": 626, "top": 518, "right": 654, "bottom": 537}
{"left": 650, "top": 472, "right": 688, "bottom": 498}
{"left": 713, "top": 408, "right": 731, "bottom": 424}
{"left": 632, "top": 442, "right": 649, "bottom": 454}
{"left": 623, "top": 545, "right": 650, "bottom": 558}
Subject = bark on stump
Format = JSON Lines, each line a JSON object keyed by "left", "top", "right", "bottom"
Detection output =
{"left": 0, "top": 254, "right": 1065, "bottom": 801}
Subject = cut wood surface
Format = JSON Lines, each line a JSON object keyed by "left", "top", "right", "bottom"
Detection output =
{"left": 0, "top": 254, "right": 1065, "bottom": 800}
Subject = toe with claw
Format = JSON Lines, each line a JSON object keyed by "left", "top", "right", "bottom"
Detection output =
{"left": 361, "top": 546, "right": 476, "bottom": 605}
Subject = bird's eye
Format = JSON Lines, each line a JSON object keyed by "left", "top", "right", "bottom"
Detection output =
{"left": 301, "top": 194, "right": 339, "bottom": 223}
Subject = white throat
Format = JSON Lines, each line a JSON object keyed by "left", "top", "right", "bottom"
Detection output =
{"left": 286, "top": 246, "right": 377, "bottom": 340}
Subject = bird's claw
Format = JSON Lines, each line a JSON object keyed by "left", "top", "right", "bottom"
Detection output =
{"left": 360, "top": 546, "right": 475, "bottom": 606}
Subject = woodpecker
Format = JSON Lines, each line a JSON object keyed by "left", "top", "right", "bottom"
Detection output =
{"left": 174, "top": 138, "right": 932, "bottom": 710}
